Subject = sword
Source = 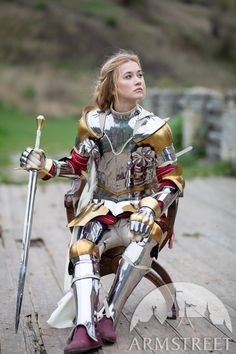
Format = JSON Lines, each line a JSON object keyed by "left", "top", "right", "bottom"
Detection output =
{"left": 15, "top": 115, "right": 45, "bottom": 333}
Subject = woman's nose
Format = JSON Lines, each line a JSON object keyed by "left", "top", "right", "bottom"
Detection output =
{"left": 135, "top": 77, "right": 142, "bottom": 85}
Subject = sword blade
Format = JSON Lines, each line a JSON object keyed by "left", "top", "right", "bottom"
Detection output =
{"left": 15, "top": 170, "right": 38, "bottom": 332}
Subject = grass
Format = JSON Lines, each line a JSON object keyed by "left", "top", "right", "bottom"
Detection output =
{"left": 0, "top": 101, "right": 79, "bottom": 183}
{"left": 179, "top": 154, "right": 235, "bottom": 179}
{"left": 0, "top": 101, "right": 235, "bottom": 184}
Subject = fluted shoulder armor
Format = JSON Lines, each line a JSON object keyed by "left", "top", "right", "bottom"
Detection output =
{"left": 78, "top": 108, "right": 103, "bottom": 142}
{"left": 133, "top": 114, "right": 166, "bottom": 147}
{"left": 134, "top": 118, "right": 173, "bottom": 154}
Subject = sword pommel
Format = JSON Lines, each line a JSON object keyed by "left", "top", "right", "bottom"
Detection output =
{"left": 36, "top": 115, "right": 45, "bottom": 130}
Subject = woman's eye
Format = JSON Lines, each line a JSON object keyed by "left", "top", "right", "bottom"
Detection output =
{"left": 125, "top": 74, "right": 132, "bottom": 79}
{"left": 138, "top": 73, "right": 143, "bottom": 78}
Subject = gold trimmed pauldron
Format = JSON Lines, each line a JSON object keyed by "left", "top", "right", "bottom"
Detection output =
{"left": 78, "top": 114, "right": 101, "bottom": 142}
{"left": 137, "top": 123, "right": 173, "bottom": 154}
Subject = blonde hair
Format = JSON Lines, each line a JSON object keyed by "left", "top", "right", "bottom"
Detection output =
{"left": 93, "top": 50, "right": 141, "bottom": 112}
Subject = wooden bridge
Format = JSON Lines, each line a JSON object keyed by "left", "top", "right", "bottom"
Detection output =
{"left": 0, "top": 177, "right": 236, "bottom": 353}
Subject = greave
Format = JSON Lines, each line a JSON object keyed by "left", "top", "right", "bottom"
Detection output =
{"left": 72, "top": 254, "right": 100, "bottom": 340}
{"left": 105, "top": 236, "right": 156, "bottom": 326}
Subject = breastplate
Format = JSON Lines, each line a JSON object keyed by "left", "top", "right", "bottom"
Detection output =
{"left": 93, "top": 112, "right": 156, "bottom": 202}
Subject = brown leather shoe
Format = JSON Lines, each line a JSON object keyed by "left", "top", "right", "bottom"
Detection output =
{"left": 97, "top": 316, "right": 117, "bottom": 343}
{"left": 64, "top": 325, "right": 102, "bottom": 354}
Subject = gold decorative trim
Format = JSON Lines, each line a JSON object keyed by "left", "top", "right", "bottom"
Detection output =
{"left": 162, "top": 164, "right": 185, "bottom": 192}
{"left": 122, "top": 204, "right": 139, "bottom": 213}
{"left": 137, "top": 123, "right": 173, "bottom": 153}
{"left": 139, "top": 196, "right": 161, "bottom": 219}
{"left": 68, "top": 203, "right": 109, "bottom": 227}
{"left": 70, "top": 239, "right": 99, "bottom": 258}
{"left": 97, "top": 181, "right": 151, "bottom": 197}
{"left": 38, "top": 158, "right": 53, "bottom": 179}
{"left": 150, "top": 223, "right": 163, "bottom": 243}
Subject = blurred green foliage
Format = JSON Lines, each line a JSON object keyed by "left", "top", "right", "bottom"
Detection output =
{"left": 168, "top": 115, "right": 183, "bottom": 152}
{"left": 0, "top": 101, "right": 78, "bottom": 182}
{"left": 34, "top": 0, "right": 49, "bottom": 11}
{"left": 78, "top": 0, "right": 120, "bottom": 27}
{"left": 21, "top": 85, "right": 37, "bottom": 99}
{"left": 169, "top": 114, "right": 235, "bottom": 178}
{"left": 0, "top": 100, "right": 78, "bottom": 155}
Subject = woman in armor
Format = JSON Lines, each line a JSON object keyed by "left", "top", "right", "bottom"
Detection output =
{"left": 20, "top": 50, "right": 184, "bottom": 354}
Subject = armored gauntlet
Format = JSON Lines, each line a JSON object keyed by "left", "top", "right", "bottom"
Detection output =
{"left": 129, "top": 196, "right": 164, "bottom": 243}
{"left": 129, "top": 206, "right": 155, "bottom": 242}
{"left": 20, "top": 147, "right": 46, "bottom": 171}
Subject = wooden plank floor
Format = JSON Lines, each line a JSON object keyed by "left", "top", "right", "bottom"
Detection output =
{"left": 0, "top": 177, "right": 236, "bottom": 354}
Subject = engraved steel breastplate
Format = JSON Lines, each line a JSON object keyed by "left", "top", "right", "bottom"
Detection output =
{"left": 93, "top": 107, "right": 156, "bottom": 202}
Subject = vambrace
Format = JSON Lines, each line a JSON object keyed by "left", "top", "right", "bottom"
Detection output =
{"left": 153, "top": 186, "right": 179, "bottom": 215}
{"left": 153, "top": 162, "right": 184, "bottom": 215}
{"left": 153, "top": 144, "right": 184, "bottom": 216}
{"left": 41, "top": 148, "right": 89, "bottom": 180}
{"left": 155, "top": 142, "right": 184, "bottom": 193}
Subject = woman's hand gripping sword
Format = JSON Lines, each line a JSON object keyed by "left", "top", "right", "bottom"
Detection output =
{"left": 15, "top": 115, "right": 45, "bottom": 333}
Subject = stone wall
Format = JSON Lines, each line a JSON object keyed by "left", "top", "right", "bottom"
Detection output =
{"left": 144, "top": 87, "right": 236, "bottom": 166}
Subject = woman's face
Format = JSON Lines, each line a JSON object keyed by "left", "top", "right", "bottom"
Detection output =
{"left": 114, "top": 60, "right": 146, "bottom": 108}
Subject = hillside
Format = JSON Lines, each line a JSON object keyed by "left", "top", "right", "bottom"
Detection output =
{"left": 0, "top": 0, "right": 236, "bottom": 116}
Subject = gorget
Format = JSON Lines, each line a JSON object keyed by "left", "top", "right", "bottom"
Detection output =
{"left": 85, "top": 105, "right": 164, "bottom": 203}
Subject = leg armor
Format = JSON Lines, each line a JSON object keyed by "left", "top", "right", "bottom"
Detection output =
{"left": 70, "top": 220, "right": 106, "bottom": 340}
{"left": 103, "top": 235, "right": 156, "bottom": 326}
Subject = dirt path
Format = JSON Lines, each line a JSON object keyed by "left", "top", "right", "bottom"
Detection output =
{"left": 0, "top": 177, "right": 236, "bottom": 353}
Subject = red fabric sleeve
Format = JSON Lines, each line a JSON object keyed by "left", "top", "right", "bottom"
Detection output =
{"left": 68, "top": 149, "right": 89, "bottom": 175}
{"left": 42, "top": 163, "right": 56, "bottom": 180}
{"left": 42, "top": 149, "right": 89, "bottom": 180}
